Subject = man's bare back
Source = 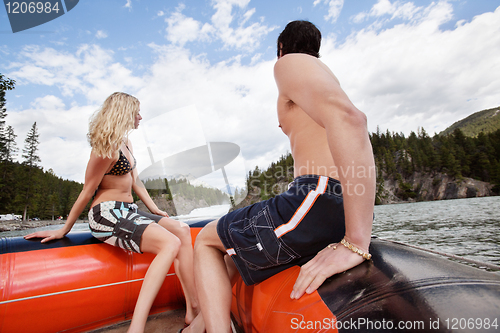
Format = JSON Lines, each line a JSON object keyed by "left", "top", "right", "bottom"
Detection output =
{"left": 276, "top": 54, "right": 341, "bottom": 179}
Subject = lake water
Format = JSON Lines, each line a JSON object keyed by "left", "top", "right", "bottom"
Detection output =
{"left": 2, "top": 198, "right": 499, "bottom": 268}
{"left": 373, "top": 196, "right": 500, "bottom": 267}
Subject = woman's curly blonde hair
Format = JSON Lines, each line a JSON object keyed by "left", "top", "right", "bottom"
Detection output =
{"left": 88, "top": 92, "right": 140, "bottom": 158}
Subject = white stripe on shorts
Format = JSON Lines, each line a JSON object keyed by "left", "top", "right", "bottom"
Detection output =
{"left": 274, "top": 176, "right": 329, "bottom": 239}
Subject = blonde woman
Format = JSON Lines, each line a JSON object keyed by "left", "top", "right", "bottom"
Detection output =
{"left": 25, "top": 92, "right": 199, "bottom": 332}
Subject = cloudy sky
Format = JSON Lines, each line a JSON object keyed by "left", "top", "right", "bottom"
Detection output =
{"left": 1, "top": 0, "right": 499, "bottom": 192}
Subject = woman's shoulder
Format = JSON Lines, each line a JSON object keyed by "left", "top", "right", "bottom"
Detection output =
{"left": 89, "top": 149, "right": 119, "bottom": 163}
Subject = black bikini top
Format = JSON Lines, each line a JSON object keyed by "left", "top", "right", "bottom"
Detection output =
{"left": 105, "top": 145, "right": 136, "bottom": 176}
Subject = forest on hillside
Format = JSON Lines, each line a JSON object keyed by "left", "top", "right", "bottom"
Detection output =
{"left": 0, "top": 162, "right": 84, "bottom": 220}
{"left": 441, "top": 106, "right": 500, "bottom": 137}
{"left": 246, "top": 127, "right": 500, "bottom": 203}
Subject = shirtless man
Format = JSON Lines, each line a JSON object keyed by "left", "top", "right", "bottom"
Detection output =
{"left": 184, "top": 20, "right": 375, "bottom": 333}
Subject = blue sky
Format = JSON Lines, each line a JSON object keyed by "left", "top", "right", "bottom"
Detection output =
{"left": 1, "top": 0, "right": 500, "bottom": 195}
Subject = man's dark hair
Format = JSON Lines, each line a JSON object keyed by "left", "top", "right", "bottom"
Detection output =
{"left": 277, "top": 20, "right": 321, "bottom": 58}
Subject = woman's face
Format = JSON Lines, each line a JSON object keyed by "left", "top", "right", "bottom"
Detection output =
{"left": 134, "top": 111, "right": 142, "bottom": 129}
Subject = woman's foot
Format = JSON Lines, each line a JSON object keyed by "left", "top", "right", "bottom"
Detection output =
{"left": 181, "top": 312, "right": 206, "bottom": 333}
{"left": 185, "top": 304, "right": 200, "bottom": 325}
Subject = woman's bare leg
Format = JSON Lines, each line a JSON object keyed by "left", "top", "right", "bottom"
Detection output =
{"left": 158, "top": 218, "right": 199, "bottom": 324}
{"left": 193, "top": 220, "right": 233, "bottom": 333}
{"left": 127, "top": 223, "right": 181, "bottom": 333}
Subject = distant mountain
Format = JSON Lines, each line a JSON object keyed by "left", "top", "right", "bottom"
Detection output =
{"left": 441, "top": 106, "right": 500, "bottom": 137}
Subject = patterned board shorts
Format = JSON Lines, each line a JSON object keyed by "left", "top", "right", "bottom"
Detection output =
{"left": 88, "top": 201, "right": 163, "bottom": 253}
{"left": 217, "top": 175, "right": 346, "bottom": 286}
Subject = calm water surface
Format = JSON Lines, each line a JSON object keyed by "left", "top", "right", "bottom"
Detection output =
{"left": 373, "top": 196, "right": 500, "bottom": 267}
{"left": 3, "top": 198, "right": 499, "bottom": 267}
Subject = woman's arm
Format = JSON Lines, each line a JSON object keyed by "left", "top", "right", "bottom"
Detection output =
{"left": 128, "top": 140, "right": 169, "bottom": 217}
{"left": 132, "top": 177, "right": 169, "bottom": 217}
{"left": 24, "top": 151, "right": 114, "bottom": 243}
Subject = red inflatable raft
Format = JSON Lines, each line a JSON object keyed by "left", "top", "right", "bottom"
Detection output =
{"left": 1, "top": 218, "right": 500, "bottom": 332}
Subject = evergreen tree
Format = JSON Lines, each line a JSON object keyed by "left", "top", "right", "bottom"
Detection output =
{"left": 0, "top": 74, "right": 15, "bottom": 91}
{"left": 0, "top": 74, "right": 16, "bottom": 160}
{"left": 0, "top": 106, "right": 5, "bottom": 157}
{"left": 20, "top": 122, "right": 41, "bottom": 220}
{"left": 3, "top": 125, "right": 18, "bottom": 162}
{"left": 0, "top": 126, "right": 18, "bottom": 208}
{"left": 22, "top": 122, "right": 41, "bottom": 167}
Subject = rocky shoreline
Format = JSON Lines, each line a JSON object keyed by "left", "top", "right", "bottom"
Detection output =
{"left": 377, "top": 172, "right": 495, "bottom": 204}
{"left": 0, "top": 220, "right": 87, "bottom": 232}
{"left": 233, "top": 173, "right": 497, "bottom": 210}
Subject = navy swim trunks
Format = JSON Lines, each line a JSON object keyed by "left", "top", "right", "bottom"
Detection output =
{"left": 217, "top": 175, "right": 345, "bottom": 285}
{"left": 89, "top": 201, "right": 163, "bottom": 253}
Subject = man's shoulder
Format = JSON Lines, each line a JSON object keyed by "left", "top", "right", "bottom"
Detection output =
{"left": 274, "top": 54, "right": 321, "bottom": 79}
{"left": 275, "top": 53, "right": 318, "bottom": 66}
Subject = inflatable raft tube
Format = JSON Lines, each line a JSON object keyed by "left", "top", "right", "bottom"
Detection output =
{"left": 230, "top": 237, "right": 500, "bottom": 332}
{"left": 2, "top": 219, "right": 500, "bottom": 332}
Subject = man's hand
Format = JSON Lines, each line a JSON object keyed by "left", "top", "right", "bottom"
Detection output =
{"left": 290, "top": 243, "right": 365, "bottom": 299}
{"left": 24, "top": 228, "right": 67, "bottom": 243}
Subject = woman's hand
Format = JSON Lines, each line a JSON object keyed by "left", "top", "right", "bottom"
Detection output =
{"left": 24, "top": 228, "right": 67, "bottom": 243}
{"left": 151, "top": 208, "right": 169, "bottom": 217}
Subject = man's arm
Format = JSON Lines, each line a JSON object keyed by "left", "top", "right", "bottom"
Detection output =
{"left": 274, "top": 54, "right": 376, "bottom": 298}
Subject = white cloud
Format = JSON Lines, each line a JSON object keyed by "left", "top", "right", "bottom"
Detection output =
{"left": 352, "top": 0, "right": 423, "bottom": 26}
{"left": 166, "top": 12, "right": 213, "bottom": 46}
{"left": 31, "top": 95, "right": 65, "bottom": 110}
{"left": 164, "top": 0, "right": 276, "bottom": 51}
{"left": 95, "top": 30, "right": 108, "bottom": 39}
{"left": 241, "top": 8, "right": 255, "bottom": 25}
{"left": 371, "top": 0, "right": 396, "bottom": 16}
{"left": 9, "top": 44, "right": 143, "bottom": 102}
{"left": 138, "top": 43, "right": 284, "bottom": 170}
{"left": 124, "top": 0, "right": 132, "bottom": 11}
{"left": 8, "top": 98, "right": 95, "bottom": 182}
{"left": 210, "top": 0, "right": 277, "bottom": 50}
{"left": 322, "top": 4, "right": 500, "bottom": 135}
{"left": 314, "top": 0, "right": 344, "bottom": 23}
{"left": 211, "top": 0, "right": 254, "bottom": 27}
{"left": 136, "top": 42, "right": 286, "bottom": 184}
